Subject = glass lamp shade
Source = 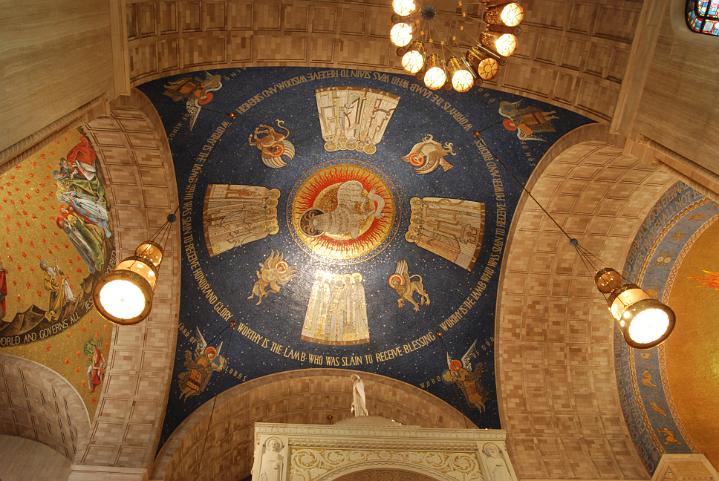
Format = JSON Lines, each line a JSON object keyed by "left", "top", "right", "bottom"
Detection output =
{"left": 466, "top": 47, "right": 500, "bottom": 80}
{"left": 390, "top": 22, "right": 414, "bottom": 47}
{"left": 402, "top": 45, "right": 425, "bottom": 73}
{"left": 481, "top": 31, "right": 518, "bottom": 57}
{"left": 485, "top": 3, "right": 525, "bottom": 27}
{"left": 423, "top": 54, "right": 447, "bottom": 90}
{"left": 447, "top": 57, "right": 474, "bottom": 92}
{"left": 93, "top": 242, "right": 164, "bottom": 325}
{"left": 606, "top": 283, "right": 676, "bottom": 349}
{"left": 393, "top": 0, "right": 417, "bottom": 16}
{"left": 136, "top": 240, "right": 163, "bottom": 268}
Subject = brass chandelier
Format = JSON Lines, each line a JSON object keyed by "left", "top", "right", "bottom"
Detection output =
{"left": 389, "top": 0, "right": 525, "bottom": 92}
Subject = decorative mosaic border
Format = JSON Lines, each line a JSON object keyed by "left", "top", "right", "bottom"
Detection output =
{"left": 616, "top": 181, "right": 719, "bottom": 473}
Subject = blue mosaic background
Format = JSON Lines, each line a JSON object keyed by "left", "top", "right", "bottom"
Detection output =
{"left": 139, "top": 67, "right": 592, "bottom": 445}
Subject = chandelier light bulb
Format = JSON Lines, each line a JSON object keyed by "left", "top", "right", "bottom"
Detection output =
{"left": 495, "top": 33, "right": 518, "bottom": 57}
{"left": 627, "top": 307, "right": 672, "bottom": 346}
{"left": 485, "top": 3, "right": 525, "bottom": 27}
{"left": 402, "top": 48, "right": 425, "bottom": 73}
{"left": 392, "top": 0, "right": 417, "bottom": 16}
{"left": 96, "top": 278, "right": 148, "bottom": 321}
{"left": 452, "top": 69, "right": 474, "bottom": 92}
{"left": 500, "top": 3, "right": 525, "bottom": 27}
{"left": 390, "top": 22, "right": 414, "bottom": 47}
{"left": 447, "top": 57, "right": 474, "bottom": 92}
{"left": 423, "top": 54, "right": 447, "bottom": 90}
{"left": 481, "top": 32, "right": 518, "bottom": 57}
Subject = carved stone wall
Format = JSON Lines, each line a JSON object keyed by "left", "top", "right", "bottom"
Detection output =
{"left": 125, "top": 0, "right": 641, "bottom": 121}
{"left": 252, "top": 418, "right": 517, "bottom": 481}
{"left": 153, "top": 369, "right": 473, "bottom": 481}
{"left": 0, "top": 353, "right": 90, "bottom": 460}
{"left": 496, "top": 124, "right": 677, "bottom": 479}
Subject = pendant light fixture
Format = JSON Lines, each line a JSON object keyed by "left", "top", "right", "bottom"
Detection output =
{"left": 93, "top": 211, "right": 177, "bottom": 325}
{"left": 472, "top": 131, "right": 676, "bottom": 349}
{"left": 389, "top": 0, "right": 523, "bottom": 92}
{"left": 595, "top": 268, "right": 676, "bottom": 348}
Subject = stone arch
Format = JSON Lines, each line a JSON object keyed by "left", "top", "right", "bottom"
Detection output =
{"left": 0, "top": 353, "right": 90, "bottom": 460}
{"left": 70, "top": 88, "right": 181, "bottom": 469}
{"left": 495, "top": 123, "right": 678, "bottom": 479}
{"left": 153, "top": 369, "right": 474, "bottom": 481}
{"left": 325, "top": 464, "right": 449, "bottom": 481}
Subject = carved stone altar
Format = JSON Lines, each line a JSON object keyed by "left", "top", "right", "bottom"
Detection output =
{"left": 251, "top": 417, "right": 518, "bottom": 481}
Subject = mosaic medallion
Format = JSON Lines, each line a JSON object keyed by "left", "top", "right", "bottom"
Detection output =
{"left": 288, "top": 162, "right": 398, "bottom": 263}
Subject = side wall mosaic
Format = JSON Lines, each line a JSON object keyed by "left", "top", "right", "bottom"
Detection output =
{"left": 617, "top": 181, "right": 719, "bottom": 472}
{"left": 0, "top": 127, "right": 115, "bottom": 414}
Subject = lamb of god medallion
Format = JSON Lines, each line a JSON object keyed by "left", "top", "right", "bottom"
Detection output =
{"left": 289, "top": 163, "right": 397, "bottom": 262}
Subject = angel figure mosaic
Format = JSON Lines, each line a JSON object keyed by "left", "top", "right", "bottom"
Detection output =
{"left": 443, "top": 340, "right": 488, "bottom": 412}
{"left": 163, "top": 71, "right": 222, "bottom": 130}
{"left": 177, "top": 328, "right": 227, "bottom": 400}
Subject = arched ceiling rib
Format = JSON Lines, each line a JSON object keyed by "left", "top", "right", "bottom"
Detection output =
{"left": 74, "top": 90, "right": 181, "bottom": 468}
{"left": 496, "top": 125, "right": 676, "bottom": 479}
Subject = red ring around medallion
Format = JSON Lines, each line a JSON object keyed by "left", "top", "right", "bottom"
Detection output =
{"left": 289, "top": 163, "right": 397, "bottom": 263}
{"left": 408, "top": 152, "right": 425, "bottom": 167}
{"left": 267, "top": 144, "right": 284, "bottom": 156}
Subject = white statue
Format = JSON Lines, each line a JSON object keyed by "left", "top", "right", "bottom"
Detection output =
{"left": 351, "top": 374, "right": 369, "bottom": 417}
{"left": 258, "top": 437, "right": 285, "bottom": 481}
{"left": 482, "top": 443, "right": 513, "bottom": 481}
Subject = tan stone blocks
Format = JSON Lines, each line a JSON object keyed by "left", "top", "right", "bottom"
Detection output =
{"left": 498, "top": 135, "right": 676, "bottom": 478}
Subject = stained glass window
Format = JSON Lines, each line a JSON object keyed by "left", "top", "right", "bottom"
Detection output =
{"left": 687, "top": 0, "right": 719, "bottom": 36}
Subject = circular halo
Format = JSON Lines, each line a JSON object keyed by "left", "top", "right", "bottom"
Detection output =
{"left": 288, "top": 161, "right": 400, "bottom": 265}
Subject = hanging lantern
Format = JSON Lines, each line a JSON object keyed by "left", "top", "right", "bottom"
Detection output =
{"left": 93, "top": 241, "right": 163, "bottom": 325}
{"left": 423, "top": 54, "right": 447, "bottom": 90}
{"left": 402, "top": 42, "right": 425, "bottom": 73}
{"left": 390, "top": 22, "right": 414, "bottom": 47}
{"left": 466, "top": 47, "right": 500, "bottom": 81}
{"left": 447, "top": 57, "right": 474, "bottom": 92}
{"left": 93, "top": 212, "right": 176, "bottom": 325}
{"left": 484, "top": 2, "right": 525, "bottom": 27}
{"left": 392, "top": 0, "right": 418, "bottom": 16}
{"left": 481, "top": 31, "right": 518, "bottom": 57}
{"left": 595, "top": 268, "right": 676, "bottom": 349}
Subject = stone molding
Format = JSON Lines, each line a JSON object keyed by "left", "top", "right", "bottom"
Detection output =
{"left": 252, "top": 419, "right": 518, "bottom": 481}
